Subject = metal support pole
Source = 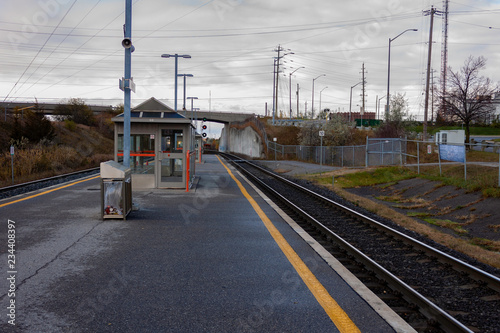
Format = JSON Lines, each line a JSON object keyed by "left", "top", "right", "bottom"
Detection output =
{"left": 174, "top": 56, "right": 178, "bottom": 112}
{"left": 386, "top": 29, "right": 418, "bottom": 121}
{"left": 320, "top": 136, "right": 323, "bottom": 166}
{"left": 417, "top": 142, "right": 420, "bottom": 174}
{"left": 423, "top": 7, "right": 436, "bottom": 142}
{"left": 464, "top": 147, "right": 467, "bottom": 181}
{"left": 183, "top": 75, "right": 186, "bottom": 111}
{"left": 296, "top": 83, "right": 300, "bottom": 118}
{"left": 386, "top": 37, "right": 391, "bottom": 121}
{"left": 365, "top": 136, "right": 369, "bottom": 168}
{"left": 123, "top": 0, "right": 132, "bottom": 168}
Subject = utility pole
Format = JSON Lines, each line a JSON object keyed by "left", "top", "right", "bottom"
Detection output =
{"left": 272, "top": 45, "right": 293, "bottom": 124}
{"left": 360, "top": 63, "right": 367, "bottom": 127}
{"left": 423, "top": 6, "right": 440, "bottom": 141}
{"left": 430, "top": 68, "right": 437, "bottom": 125}
{"left": 274, "top": 45, "right": 282, "bottom": 125}
{"left": 272, "top": 57, "right": 276, "bottom": 123}
{"left": 440, "top": 0, "right": 449, "bottom": 121}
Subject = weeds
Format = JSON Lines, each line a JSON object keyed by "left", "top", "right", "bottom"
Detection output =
{"left": 407, "top": 212, "right": 432, "bottom": 218}
{"left": 423, "top": 218, "right": 468, "bottom": 235}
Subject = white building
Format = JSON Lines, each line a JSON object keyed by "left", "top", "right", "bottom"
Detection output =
{"left": 435, "top": 129, "right": 465, "bottom": 145}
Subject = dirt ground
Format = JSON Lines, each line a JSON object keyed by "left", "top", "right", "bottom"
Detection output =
{"left": 346, "top": 178, "right": 500, "bottom": 242}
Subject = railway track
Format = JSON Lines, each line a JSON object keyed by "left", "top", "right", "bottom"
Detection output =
{"left": 0, "top": 167, "right": 100, "bottom": 199}
{"left": 221, "top": 153, "right": 500, "bottom": 333}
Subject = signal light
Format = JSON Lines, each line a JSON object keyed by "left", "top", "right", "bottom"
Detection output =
{"left": 202, "top": 117, "right": 207, "bottom": 122}
{"left": 202, "top": 133, "right": 207, "bottom": 137}
{"left": 202, "top": 125, "right": 207, "bottom": 130}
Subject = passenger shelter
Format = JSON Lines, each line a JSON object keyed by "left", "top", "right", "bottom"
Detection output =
{"left": 112, "top": 97, "right": 196, "bottom": 189}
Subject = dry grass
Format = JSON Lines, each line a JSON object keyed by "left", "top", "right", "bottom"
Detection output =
{"left": 332, "top": 186, "right": 500, "bottom": 268}
{"left": 298, "top": 170, "right": 500, "bottom": 268}
{"left": 0, "top": 124, "right": 113, "bottom": 187}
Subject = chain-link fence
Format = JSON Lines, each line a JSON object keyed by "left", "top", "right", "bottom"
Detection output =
{"left": 366, "top": 138, "right": 406, "bottom": 166}
{"left": 268, "top": 138, "right": 500, "bottom": 186}
{"left": 268, "top": 142, "right": 367, "bottom": 167}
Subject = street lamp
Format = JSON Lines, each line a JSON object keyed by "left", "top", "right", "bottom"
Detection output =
{"left": 386, "top": 29, "right": 417, "bottom": 120}
{"left": 187, "top": 96, "right": 198, "bottom": 122}
{"left": 377, "top": 95, "right": 386, "bottom": 120}
{"left": 319, "top": 86, "right": 328, "bottom": 118}
{"left": 161, "top": 54, "right": 191, "bottom": 112}
{"left": 349, "top": 82, "right": 362, "bottom": 122}
{"left": 311, "top": 74, "right": 326, "bottom": 118}
{"left": 289, "top": 66, "right": 305, "bottom": 119}
{"left": 177, "top": 73, "right": 193, "bottom": 115}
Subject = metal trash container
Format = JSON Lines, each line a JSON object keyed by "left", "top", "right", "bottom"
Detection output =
{"left": 100, "top": 160, "right": 132, "bottom": 220}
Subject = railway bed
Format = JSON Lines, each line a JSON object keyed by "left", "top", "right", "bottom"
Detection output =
{"left": 222, "top": 153, "right": 500, "bottom": 333}
{"left": 0, "top": 167, "right": 100, "bottom": 200}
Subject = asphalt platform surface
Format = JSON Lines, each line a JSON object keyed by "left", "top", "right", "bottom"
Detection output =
{"left": 0, "top": 155, "right": 410, "bottom": 332}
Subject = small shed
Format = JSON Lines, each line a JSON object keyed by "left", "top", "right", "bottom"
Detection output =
{"left": 112, "top": 97, "right": 195, "bottom": 189}
{"left": 435, "top": 129, "right": 465, "bottom": 145}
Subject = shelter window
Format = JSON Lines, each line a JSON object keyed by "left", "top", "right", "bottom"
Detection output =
{"left": 161, "top": 129, "right": 183, "bottom": 153}
{"left": 117, "top": 134, "right": 155, "bottom": 174}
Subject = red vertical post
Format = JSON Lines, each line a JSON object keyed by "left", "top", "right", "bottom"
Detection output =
{"left": 186, "top": 150, "right": 190, "bottom": 192}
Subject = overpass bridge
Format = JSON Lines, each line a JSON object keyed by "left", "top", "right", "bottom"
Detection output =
{"left": 2, "top": 98, "right": 264, "bottom": 157}
{"left": 0, "top": 100, "right": 254, "bottom": 124}
{"left": 130, "top": 98, "right": 260, "bottom": 155}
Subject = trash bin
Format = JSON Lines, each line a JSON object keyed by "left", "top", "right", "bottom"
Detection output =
{"left": 100, "top": 160, "right": 132, "bottom": 220}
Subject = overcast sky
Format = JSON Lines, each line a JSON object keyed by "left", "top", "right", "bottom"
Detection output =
{"left": 1, "top": 0, "right": 500, "bottom": 135}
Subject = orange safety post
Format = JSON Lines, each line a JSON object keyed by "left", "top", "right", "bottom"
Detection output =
{"left": 186, "top": 150, "right": 190, "bottom": 192}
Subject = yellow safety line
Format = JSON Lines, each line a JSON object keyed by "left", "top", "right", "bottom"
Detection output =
{"left": 0, "top": 175, "right": 101, "bottom": 208}
{"left": 216, "top": 156, "right": 360, "bottom": 333}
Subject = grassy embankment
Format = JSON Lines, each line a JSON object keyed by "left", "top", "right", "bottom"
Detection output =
{"left": 0, "top": 122, "right": 114, "bottom": 187}
{"left": 299, "top": 164, "right": 500, "bottom": 268}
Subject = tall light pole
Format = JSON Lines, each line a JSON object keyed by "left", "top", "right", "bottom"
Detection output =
{"left": 161, "top": 54, "right": 191, "bottom": 112}
{"left": 122, "top": 0, "right": 133, "bottom": 168}
{"left": 178, "top": 74, "right": 193, "bottom": 114}
{"left": 349, "top": 82, "right": 362, "bottom": 122}
{"left": 386, "top": 28, "right": 418, "bottom": 120}
{"left": 311, "top": 74, "right": 326, "bottom": 118}
{"left": 319, "top": 86, "right": 328, "bottom": 118}
{"left": 289, "top": 66, "right": 304, "bottom": 119}
{"left": 377, "top": 95, "right": 386, "bottom": 120}
{"left": 187, "top": 97, "right": 198, "bottom": 124}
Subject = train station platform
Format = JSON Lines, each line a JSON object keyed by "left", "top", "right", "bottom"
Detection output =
{"left": 0, "top": 155, "right": 414, "bottom": 332}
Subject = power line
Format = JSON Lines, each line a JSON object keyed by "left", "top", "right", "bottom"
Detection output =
{"left": 3, "top": 0, "right": 78, "bottom": 102}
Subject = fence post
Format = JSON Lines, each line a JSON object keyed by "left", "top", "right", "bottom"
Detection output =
{"left": 417, "top": 141, "right": 420, "bottom": 174}
{"left": 400, "top": 138, "right": 403, "bottom": 166}
{"left": 464, "top": 145, "right": 467, "bottom": 181}
{"left": 365, "top": 136, "right": 369, "bottom": 168}
{"left": 438, "top": 144, "right": 442, "bottom": 176}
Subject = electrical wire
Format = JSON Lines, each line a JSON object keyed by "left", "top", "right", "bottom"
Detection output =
{"left": 2, "top": 0, "right": 78, "bottom": 102}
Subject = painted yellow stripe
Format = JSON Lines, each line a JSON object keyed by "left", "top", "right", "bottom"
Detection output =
{"left": 0, "top": 175, "right": 101, "bottom": 208}
{"left": 216, "top": 156, "right": 360, "bottom": 333}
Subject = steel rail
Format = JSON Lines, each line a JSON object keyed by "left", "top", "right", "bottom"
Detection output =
{"left": 239, "top": 156, "right": 500, "bottom": 291}
{"left": 222, "top": 153, "right": 497, "bottom": 333}
{"left": 0, "top": 167, "right": 100, "bottom": 194}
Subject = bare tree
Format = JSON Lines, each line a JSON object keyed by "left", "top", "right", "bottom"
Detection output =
{"left": 439, "top": 56, "right": 498, "bottom": 143}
